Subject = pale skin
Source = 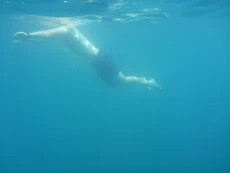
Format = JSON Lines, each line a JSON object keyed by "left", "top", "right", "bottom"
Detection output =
{"left": 13, "top": 24, "right": 161, "bottom": 89}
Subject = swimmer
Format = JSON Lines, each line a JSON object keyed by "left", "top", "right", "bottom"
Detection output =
{"left": 13, "top": 23, "right": 161, "bottom": 89}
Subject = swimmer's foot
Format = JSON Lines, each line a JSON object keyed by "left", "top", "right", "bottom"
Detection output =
{"left": 13, "top": 32, "right": 29, "bottom": 42}
{"left": 148, "top": 78, "right": 162, "bottom": 90}
{"left": 117, "top": 72, "right": 161, "bottom": 89}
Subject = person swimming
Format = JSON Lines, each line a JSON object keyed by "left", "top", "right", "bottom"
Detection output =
{"left": 13, "top": 23, "right": 161, "bottom": 89}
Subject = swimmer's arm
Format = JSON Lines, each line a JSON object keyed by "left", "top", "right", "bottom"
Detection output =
{"left": 29, "top": 27, "right": 71, "bottom": 40}
{"left": 13, "top": 26, "right": 72, "bottom": 42}
{"left": 13, "top": 26, "right": 100, "bottom": 57}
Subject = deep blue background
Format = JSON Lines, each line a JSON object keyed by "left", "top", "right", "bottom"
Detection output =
{"left": 0, "top": 1, "right": 230, "bottom": 173}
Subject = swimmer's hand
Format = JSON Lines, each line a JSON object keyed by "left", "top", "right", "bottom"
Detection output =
{"left": 13, "top": 32, "right": 29, "bottom": 42}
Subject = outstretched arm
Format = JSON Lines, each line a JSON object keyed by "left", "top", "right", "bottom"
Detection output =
{"left": 13, "top": 24, "right": 99, "bottom": 61}
{"left": 13, "top": 26, "right": 73, "bottom": 42}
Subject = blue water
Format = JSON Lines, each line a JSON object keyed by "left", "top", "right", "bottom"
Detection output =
{"left": 1, "top": 0, "right": 230, "bottom": 173}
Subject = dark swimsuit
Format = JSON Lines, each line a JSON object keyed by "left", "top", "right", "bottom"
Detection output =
{"left": 90, "top": 51, "right": 119, "bottom": 87}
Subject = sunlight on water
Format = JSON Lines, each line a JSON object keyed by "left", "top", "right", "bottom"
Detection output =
{"left": 4, "top": 0, "right": 228, "bottom": 27}
{"left": 14, "top": 15, "right": 97, "bottom": 27}
{"left": 5, "top": 0, "right": 170, "bottom": 27}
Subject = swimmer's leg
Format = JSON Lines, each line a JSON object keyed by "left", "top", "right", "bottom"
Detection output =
{"left": 117, "top": 72, "right": 161, "bottom": 89}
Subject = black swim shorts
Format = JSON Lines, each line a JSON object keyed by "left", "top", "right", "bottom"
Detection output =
{"left": 90, "top": 51, "right": 119, "bottom": 87}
